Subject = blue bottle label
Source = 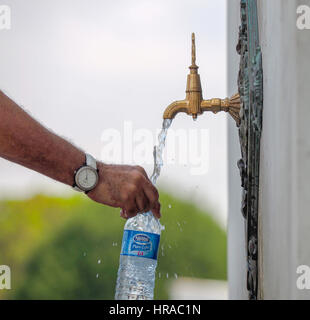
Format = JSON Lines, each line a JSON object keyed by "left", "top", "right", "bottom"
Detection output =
{"left": 121, "top": 230, "right": 160, "bottom": 260}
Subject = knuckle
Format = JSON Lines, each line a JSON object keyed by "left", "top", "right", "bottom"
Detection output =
{"left": 122, "top": 192, "right": 130, "bottom": 202}
{"left": 136, "top": 165, "right": 147, "bottom": 175}
{"left": 130, "top": 185, "right": 138, "bottom": 194}
{"left": 132, "top": 171, "right": 143, "bottom": 184}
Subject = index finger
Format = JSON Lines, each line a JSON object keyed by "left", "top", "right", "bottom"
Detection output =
{"left": 142, "top": 178, "right": 161, "bottom": 218}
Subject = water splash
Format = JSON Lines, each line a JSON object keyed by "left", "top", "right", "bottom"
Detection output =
{"left": 161, "top": 245, "right": 165, "bottom": 257}
{"left": 176, "top": 222, "right": 183, "bottom": 232}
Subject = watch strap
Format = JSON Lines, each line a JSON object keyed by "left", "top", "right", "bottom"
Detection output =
{"left": 86, "top": 153, "right": 97, "bottom": 170}
{"left": 73, "top": 185, "right": 83, "bottom": 192}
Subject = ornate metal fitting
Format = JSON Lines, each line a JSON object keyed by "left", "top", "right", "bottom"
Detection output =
{"left": 163, "top": 33, "right": 241, "bottom": 124}
{"left": 237, "top": 0, "right": 263, "bottom": 300}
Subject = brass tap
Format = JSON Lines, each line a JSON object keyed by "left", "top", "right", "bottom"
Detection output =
{"left": 163, "top": 33, "right": 241, "bottom": 126}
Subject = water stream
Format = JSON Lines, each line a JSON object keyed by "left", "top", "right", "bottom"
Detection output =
{"left": 124, "top": 119, "right": 173, "bottom": 233}
{"left": 150, "top": 119, "right": 173, "bottom": 185}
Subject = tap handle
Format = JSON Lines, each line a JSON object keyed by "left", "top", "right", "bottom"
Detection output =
{"left": 191, "top": 33, "right": 196, "bottom": 66}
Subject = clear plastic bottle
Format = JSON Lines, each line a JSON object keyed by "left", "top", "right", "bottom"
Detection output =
{"left": 114, "top": 211, "right": 162, "bottom": 300}
{"left": 115, "top": 119, "right": 171, "bottom": 300}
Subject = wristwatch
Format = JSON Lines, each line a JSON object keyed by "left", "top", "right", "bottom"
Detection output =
{"left": 73, "top": 154, "right": 99, "bottom": 193}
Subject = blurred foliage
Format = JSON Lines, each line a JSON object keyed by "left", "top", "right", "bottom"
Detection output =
{"left": 0, "top": 191, "right": 226, "bottom": 300}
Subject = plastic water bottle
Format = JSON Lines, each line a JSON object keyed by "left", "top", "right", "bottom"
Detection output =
{"left": 115, "top": 211, "right": 162, "bottom": 300}
{"left": 115, "top": 119, "right": 171, "bottom": 300}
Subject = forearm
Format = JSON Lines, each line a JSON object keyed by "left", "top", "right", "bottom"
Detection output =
{"left": 0, "top": 90, "right": 161, "bottom": 219}
{"left": 0, "top": 91, "right": 84, "bottom": 186}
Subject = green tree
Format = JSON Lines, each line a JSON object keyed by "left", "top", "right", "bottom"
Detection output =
{"left": 0, "top": 192, "right": 226, "bottom": 300}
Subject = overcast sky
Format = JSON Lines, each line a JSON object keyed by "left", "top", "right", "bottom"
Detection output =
{"left": 0, "top": 0, "right": 228, "bottom": 226}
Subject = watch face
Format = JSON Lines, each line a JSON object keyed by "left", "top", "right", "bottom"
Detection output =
{"left": 76, "top": 167, "right": 98, "bottom": 190}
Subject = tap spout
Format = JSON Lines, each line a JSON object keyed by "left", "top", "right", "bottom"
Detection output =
{"left": 163, "top": 100, "right": 189, "bottom": 119}
{"left": 162, "top": 33, "right": 241, "bottom": 126}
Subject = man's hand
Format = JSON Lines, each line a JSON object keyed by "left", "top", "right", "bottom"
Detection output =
{"left": 0, "top": 91, "right": 160, "bottom": 220}
{"left": 87, "top": 163, "right": 161, "bottom": 219}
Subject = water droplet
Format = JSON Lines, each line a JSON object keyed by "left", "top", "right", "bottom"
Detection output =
{"left": 97, "top": 259, "right": 101, "bottom": 264}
